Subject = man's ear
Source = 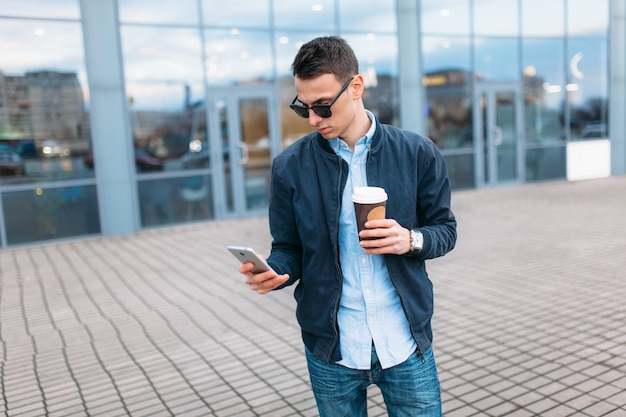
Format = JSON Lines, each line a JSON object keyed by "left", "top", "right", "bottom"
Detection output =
{"left": 351, "top": 74, "right": 365, "bottom": 99}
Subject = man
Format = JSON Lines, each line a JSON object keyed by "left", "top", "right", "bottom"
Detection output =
{"left": 239, "top": 36, "right": 457, "bottom": 416}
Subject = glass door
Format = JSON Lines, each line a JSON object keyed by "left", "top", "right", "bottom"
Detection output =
{"left": 473, "top": 83, "right": 523, "bottom": 187}
{"left": 208, "top": 86, "right": 277, "bottom": 217}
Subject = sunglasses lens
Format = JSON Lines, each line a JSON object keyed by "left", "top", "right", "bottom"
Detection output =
{"left": 290, "top": 104, "right": 310, "bottom": 118}
{"left": 289, "top": 103, "right": 333, "bottom": 119}
{"left": 312, "top": 106, "right": 331, "bottom": 118}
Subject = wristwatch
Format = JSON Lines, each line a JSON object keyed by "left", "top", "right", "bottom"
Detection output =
{"left": 409, "top": 229, "right": 423, "bottom": 252}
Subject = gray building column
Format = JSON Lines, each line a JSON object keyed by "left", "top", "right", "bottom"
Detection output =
{"left": 80, "top": 0, "right": 138, "bottom": 235}
{"left": 610, "top": 0, "right": 626, "bottom": 175}
{"left": 397, "top": 0, "right": 425, "bottom": 135}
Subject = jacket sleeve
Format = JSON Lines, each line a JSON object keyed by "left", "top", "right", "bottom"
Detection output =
{"left": 412, "top": 139, "right": 457, "bottom": 259}
{"left": 266, "top": 157, "right": 303, "bottom": 288}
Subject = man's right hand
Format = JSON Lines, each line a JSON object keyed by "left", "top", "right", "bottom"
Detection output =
{"left": 240, "top": 262, "right": 289, "bottom": 294}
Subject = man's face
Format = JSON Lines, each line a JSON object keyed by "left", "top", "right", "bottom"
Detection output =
{"left": 293, "top": 73, "right": 356, "bottom": 140}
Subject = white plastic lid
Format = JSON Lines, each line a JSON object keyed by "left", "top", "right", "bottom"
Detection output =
{"left": 351, "top": 186, "right": 388, "bottom": 204}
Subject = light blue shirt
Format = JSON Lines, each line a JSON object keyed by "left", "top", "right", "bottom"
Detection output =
{"left": 329, "top": 110, "right": 416, "bottom": 370}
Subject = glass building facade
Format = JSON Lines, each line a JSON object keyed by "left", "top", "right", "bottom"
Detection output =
{"left": 421, "top": 0, "right": 611, "bottom": 189}
{"left": 0, "top": 0, "right": 623, "bottom": 247}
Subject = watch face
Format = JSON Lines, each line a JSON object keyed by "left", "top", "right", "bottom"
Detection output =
{"left": 411, "top": 230, "right": 423, "bottom": 251}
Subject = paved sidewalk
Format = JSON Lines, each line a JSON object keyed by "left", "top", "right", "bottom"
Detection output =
{"left": 1, "top": 176, "right": 625, "bottom": 416}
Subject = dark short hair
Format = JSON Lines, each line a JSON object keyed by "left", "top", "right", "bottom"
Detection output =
{"left": 291, "top": 36, "right": 358, "bottom": 83}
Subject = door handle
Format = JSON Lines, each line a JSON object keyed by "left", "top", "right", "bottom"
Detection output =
{"left": 238, "top": 143, "right": 249, "bottom": 165}
{"left": 493, "top": 126, "right": 503, "bottom": 146}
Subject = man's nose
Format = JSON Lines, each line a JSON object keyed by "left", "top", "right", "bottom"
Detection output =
{"left": 308, "top": 110, "right": 322, "bottom": 126}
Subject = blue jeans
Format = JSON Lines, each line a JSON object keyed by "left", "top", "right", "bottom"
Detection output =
{"left": 305, "top": 346, "right": 442, "bottom": 417}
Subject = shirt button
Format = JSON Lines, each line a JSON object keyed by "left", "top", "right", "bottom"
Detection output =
{"left": 361, "top": 257, "right": 367, "bottom": 263}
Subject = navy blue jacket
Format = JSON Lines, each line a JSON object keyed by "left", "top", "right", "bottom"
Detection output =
{"left": 267, "top": 116, "right": 457, "bottom": 363}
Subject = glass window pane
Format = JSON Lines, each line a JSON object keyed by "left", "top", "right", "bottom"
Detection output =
{"left": 214, "top": 96, "right": 233, "bottom": 212}
{"left": 422, "top": 36, "right": 471, "bottom": 73}
{"left": 523, "top": 39, "right": 565, "bottom": 144}
{"left": 202, "top": 0, "right": 270, "bottom": 28}
{"left": 420, "top": 0, "right": 470, "bottom": 35}
{"left": 239, "top": 97, "right": 271, "bottom": 210}
{"left": 473, "top": 0, "right": 519, "bottom": 36}
{"left": 139, "top": 176, "right": 213, "bottom": 227}
{"left": 342, "top": 33, "right": 399, "bottom": 125}
{"left": 204, "top": 29, "right": 273, "bottom": 86}
{"left": 444, "top": 153, "right": 474, "bottom": 189}
{"left": 120, "top": 26, "right": 206, "bottom": 172}
{"left": 274, "top": 32, "right": 329, "bottom": 78}
{"left": 0, "top": 0, "right": 80, "bottom": 19}
{"left": 567, "top": 0, "right": 609, "bottom": 36}
{"left": 121, "top": 27, "right": 204, "bottom": 83}
{"left": 339, "top": 0, "right": 396, "bottom": 32}
{"left": 522, "top": 0, "right": 564, "bottom": 37}
{"left": 422, "top": 36, "right": 471, "bottom": 149}
{"left": 275, "top": 33, "right": 321, "bottom": 150}
{"left": 273, "top": 0, "right": 335, "bottom": 31}
{"left": 125, "top": 82, "right": 207, "bottom": 172}
{"left": 118, "top": 0, "right": 198, "bottom": 25}
{"left": 526, "top": 146, "right": 566, "bottom": 182}
{"left": 474, "top": 38, "right": 520, "bottom": 81}
{"left": 3, "top": 185, "right": 100, "bottom": 245}
{"left": 495, "top": 91, "right": 518, "bottom": 182}
{"left": 568, "top": 39, "right": 608, "bottom": 140}
{"left": 0, "top": 19, "right": 93, "bottom": 183}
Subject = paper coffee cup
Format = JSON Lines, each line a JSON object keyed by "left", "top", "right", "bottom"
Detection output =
{"left": 352, "top": 186, "right": 387, "bottom": 239}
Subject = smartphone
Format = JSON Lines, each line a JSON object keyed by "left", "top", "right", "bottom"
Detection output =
{"left": 227, "top": 246, "right": 274, "bottom": 274}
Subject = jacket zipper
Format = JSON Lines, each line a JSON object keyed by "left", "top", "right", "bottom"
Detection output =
{"left": 329, "top": 156, "right": 346, "bottom": 360}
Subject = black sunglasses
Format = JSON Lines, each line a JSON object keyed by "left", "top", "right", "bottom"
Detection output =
{"left": 290, "top": 77, "right": 354, "bottom": 119}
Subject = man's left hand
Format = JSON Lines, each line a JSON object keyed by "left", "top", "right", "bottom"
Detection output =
{"left": 358, "top": 219, "right": 411, "bottom": 255}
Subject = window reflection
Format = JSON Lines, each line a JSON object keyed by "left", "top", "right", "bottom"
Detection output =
{"left": 474, "top": 38, "right": 519, "bottom": 81}
{"left": 0, "top": 145, "right": 26, "bottom": 177}
{"left": 273, "top": 0, "right": 335, "bottom": 31}
{"left": 0, "top": 19, "right": 93, "bottom": 184}
{"left": 138, "top": 176, "right": 213, "bottom": 227}
{"left": 567, "top": 0, "right": 609, "bottom": 36}
{"left": 526, "top": 147, "right": 566, "bottom": 182}
{"left": 0, "top": 0, "right": 80, "bottom": 19}
{"left": 521, "top": 0, "right": 564, "bottom": 37}
{"left": 343, "top": 33, "right": 399, "bottom": 125}
{"left": 473, "top": 0, "right": 518, "bottom": 36}
{"left": 117, "top": 0, "right": 199, "bottom": 25}
{"left": 238, "top": 97, "right": 271, "bottom": 210}
{"left": 275, "top": 33, "right": 322, "bottom": 150}
{"left": 421, "top": 36, "right": 471, "bottom": 149}
{"left": 125, "top": 82, "right": 207, "bottom": 172}
{"left": 339, "top": 0, "right": 396, "bottom": 32}
{"left": 523, "top": 39, "right": 565, "bottom": 144}
{"left": 201, "top": 0, "right": 270, "bottom": 28}
{"left": 121, "top": 27, "right": 204, "bottom": 82}
{"left": 120, "top": 26, "right": 206, "bottom": 172}
{"left": 567, "top": 40, "right": 608, "bottom": 140}
{"left": 420, "top": 0, "right": 470, "bottom": 35}
{"left": 275, "top": 32, "right": 325, "bottom": 78}
{"left": 204, "top": 29, "right": 273, "bottom": 86}
{"left": 3, "top": 185, "right": 100, "bottom": 245}
{"left": 444, "top": 154, "right": 474, "bottom": 189}
{"left": 493, "top": 91, "right": 518, "bottom": 182}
